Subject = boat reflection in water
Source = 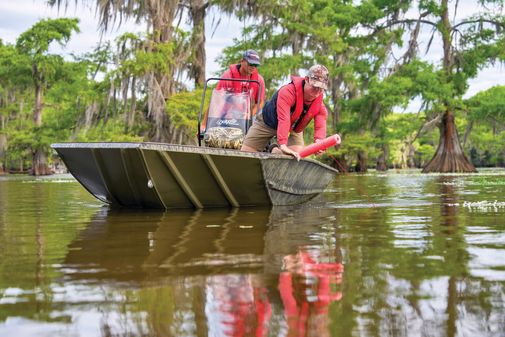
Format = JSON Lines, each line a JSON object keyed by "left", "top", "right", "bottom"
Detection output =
{"left": 63, "top": 205, "right": 344, "bottom": 336}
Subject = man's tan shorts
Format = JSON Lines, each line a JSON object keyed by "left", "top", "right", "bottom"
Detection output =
{"left": 242, "top": 113, "right": 304, "bottom": 151}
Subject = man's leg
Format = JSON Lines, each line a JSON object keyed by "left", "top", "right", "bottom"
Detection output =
{"left": 241, "top": 144, "right": 258, "bottom": 152}
{"left": 241, "top": 114, "right": 276, "bottom": 152}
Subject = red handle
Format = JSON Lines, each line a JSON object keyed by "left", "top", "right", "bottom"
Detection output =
{"left": 299, "top": 134, "right": 341, "bottom": 158}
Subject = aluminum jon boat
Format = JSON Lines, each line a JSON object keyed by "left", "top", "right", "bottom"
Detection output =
{"left": 52, "top": 78, "right": 339, "bottom": 209}
{"left": 51, "top": 142, "right": 338, "bottom": 209}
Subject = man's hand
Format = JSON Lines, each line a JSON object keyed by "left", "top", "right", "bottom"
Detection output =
{"left": 279, "top": 144, "right": 301, "bottom": 161}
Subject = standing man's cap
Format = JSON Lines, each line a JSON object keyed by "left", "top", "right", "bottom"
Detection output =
{"left": 243, "top": 50, "right": 261, "bottom": 65}
{"left": 307, "top": 64, "right": 329, "bottom": 90}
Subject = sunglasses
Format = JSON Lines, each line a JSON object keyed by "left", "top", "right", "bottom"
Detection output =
{"left": 247, "top": 62, "right": 259, "bottom": 68}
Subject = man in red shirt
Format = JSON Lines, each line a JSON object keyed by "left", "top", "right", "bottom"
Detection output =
{"left": 216, "top": 49, "right": 265, "bottom": 117}
{"left": 240, "top": 65, "right": 329, "bottom": 160}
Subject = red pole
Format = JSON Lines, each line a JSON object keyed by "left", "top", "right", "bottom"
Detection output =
{"left": 299, "top": 134, "right": 341, "bottom": 158}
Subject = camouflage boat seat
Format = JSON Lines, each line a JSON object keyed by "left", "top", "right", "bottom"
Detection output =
{"left": 204, "top": 127, "right": 244, "bottom": 149}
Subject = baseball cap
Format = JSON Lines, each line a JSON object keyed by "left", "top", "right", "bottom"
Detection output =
{"left": 307, "top": 64, "right": 329, "bottom": 90}
{"left": 243, "top": 50, "right": 261, "bottom": 65}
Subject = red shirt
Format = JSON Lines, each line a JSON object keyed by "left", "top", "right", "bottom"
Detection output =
{"left": 216, "top": 64, "right": 265, "bottom": 107}
{"left": 276, "top": 83, "right": 327, "bottom": 145}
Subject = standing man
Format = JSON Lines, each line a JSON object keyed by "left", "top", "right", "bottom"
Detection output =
{"left": 240, "top": 65, "right": 329, "bottom": 160}
{"left": 216, "top": 49, "right": 265, "bottom": 117}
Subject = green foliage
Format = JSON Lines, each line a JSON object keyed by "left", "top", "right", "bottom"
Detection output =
{"left": 385, "top": 113, "right": 424, "bottom": 141}
{"left": 165, "top": 89, "right": 205, "bottom": 135}
{"left": 383, "top": 113, "right": 424, "bottom": 167}
{"left": 467, "top": 85, "right": 505, "bottom": 123}
{"left": 16, "top": 18, "right": 80, "bottom": 54}
{"left": 16, "top": 18, "right": 80, "bottom": 87}
{"left": 73, "top": 120, "right": 145, "bottom": 142}
{"left": 466, "top": 124, "right": 505, "bottom": 166}
{"left": 462, "top": 85, "right": 505, "bottom": 165}
{"left": 113, "top": 31, "right": 185, "bottom": 78}
{"left": 43, "top": 62, "right": 96, "bottom": 141}
{"left": 7, "top": 127, "right": 36, "bottom": 151}
{"left": 0, "top": 43, "right": 32, "bottom": 89}
{"left": 415, "top": 143, "right": 436, "bottom": 166}
{"left": 330, "top": 130, "right": 380, "bottom": 164}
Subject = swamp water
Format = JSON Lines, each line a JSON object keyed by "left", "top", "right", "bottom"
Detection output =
{"left": 0, "top": 170, "right": 504, "bottom": 336}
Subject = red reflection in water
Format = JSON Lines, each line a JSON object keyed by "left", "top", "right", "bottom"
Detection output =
{"left": 206, "top": 250, "right": 343, "bottom": 337}
{"left": 206, "top": 274, "right": 271, "bottom": 337}
{"left": 279, "top": 250, "right": 344, "bottom": 337}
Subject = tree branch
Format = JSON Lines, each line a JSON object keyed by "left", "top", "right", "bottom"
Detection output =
{"left": 378, "top": 18, "right": 438, "bottom": 32}
{"left": 453, "top": 18, "right": 505, "bottom": 30}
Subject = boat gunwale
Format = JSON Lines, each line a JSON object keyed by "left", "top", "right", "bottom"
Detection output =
{"left": 51, "top": 142, "right": 339, "bottom": 173}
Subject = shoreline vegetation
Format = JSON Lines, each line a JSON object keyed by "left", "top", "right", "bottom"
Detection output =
{"left": 2, "top": 1, "right": 505, "bottom": 175}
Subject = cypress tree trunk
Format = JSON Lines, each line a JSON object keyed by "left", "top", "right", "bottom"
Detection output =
{"left": 33, "top": 83, "right": 43, "bottom": 126}
{"left": 32, "top": 149, "right": 52, "bottom": 176}
{"left": 190, "top": 0, "right": 207, "bottom": 88}
{"left": 407, "top": 143, "right": 416, "bottom": 168}
{"left": 422, "top": 111, "right": 476, "bottom": 173}
{"left": 31, "top": 82, "right": 51, "bottom": 176}
{"left": 0, "top": 133, "right": 6, "bottom": 175}
{"left": 355, "top": 151, "right": 368, "bottom": 173}
{"left": 376, "top": 144, "right": 388, "bottom": 171}
{"left": 146, "top": 0, "right": 178, "bottom": 143}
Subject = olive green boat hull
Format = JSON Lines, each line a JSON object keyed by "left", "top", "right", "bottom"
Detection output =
{"left": 52, "top": 142, "right": 338, "bottom": 209}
